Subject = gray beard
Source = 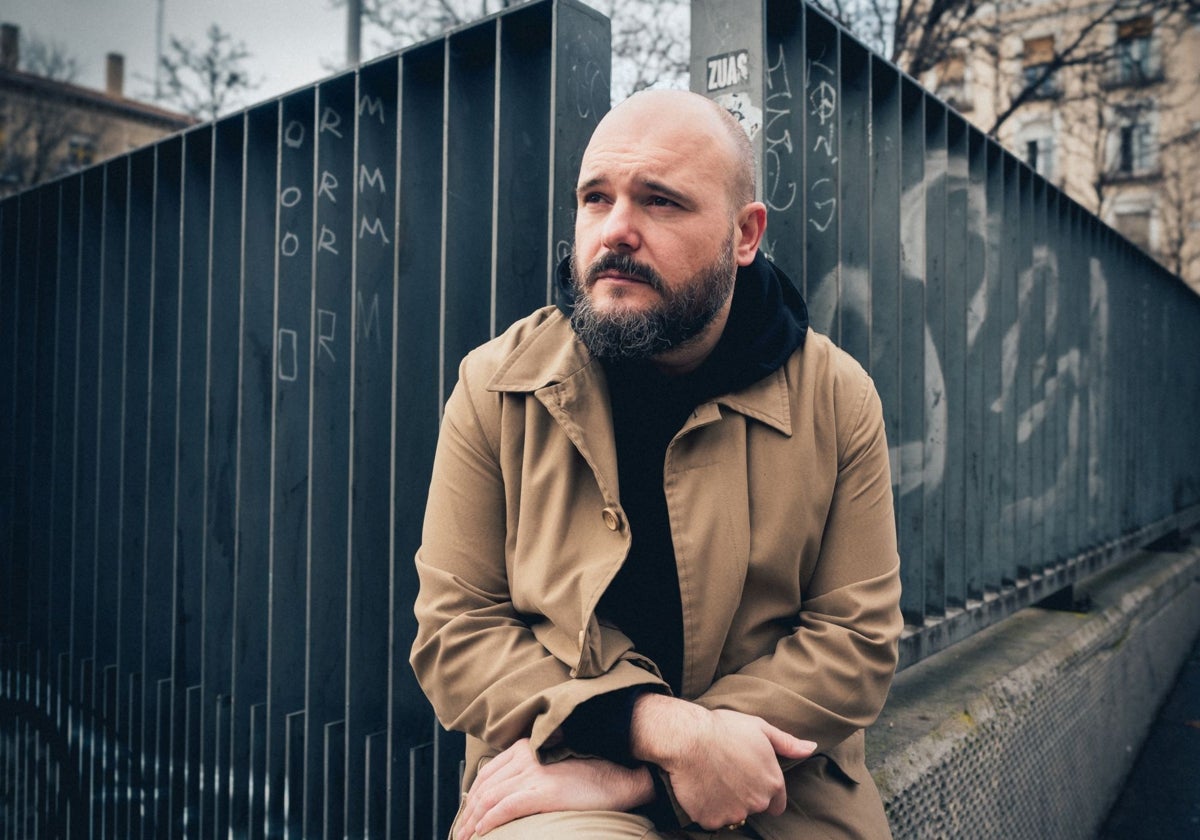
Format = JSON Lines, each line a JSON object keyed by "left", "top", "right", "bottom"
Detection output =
{"left": 569, "top": 238, "right": 736, "bottom": 362}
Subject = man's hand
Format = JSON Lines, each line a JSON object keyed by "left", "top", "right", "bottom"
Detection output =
{"left": 629, "top": 694, "right": 816, "bottom": 830}
{"left": 455, "top": 738, "right": 655, "bottom": 839}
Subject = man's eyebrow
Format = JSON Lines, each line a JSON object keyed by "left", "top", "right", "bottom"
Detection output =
{"left": 575, "top": 176, "right": 692, "bottom": 206}
{"left": 642, "top": 179, "right": 691, "bottom": 206}
{"left": 576, "top": 176, "right": 606, "bottom": 195}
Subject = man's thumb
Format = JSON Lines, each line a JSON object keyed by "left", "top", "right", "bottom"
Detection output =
{"left": 764, "top": 725, "right": 817, "bottom": 760}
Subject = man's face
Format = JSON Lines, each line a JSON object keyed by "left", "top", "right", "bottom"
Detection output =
{"left": 570, "top": 235, "right": 736, "bottom": 360}
{"left": 570, "top": 97, "right": 743, "bottom": 361}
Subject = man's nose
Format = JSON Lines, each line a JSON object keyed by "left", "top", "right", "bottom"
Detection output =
{"left": 600, "top": 199, "right": 641, "bottom": 252}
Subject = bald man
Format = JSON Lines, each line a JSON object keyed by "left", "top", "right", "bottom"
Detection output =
{"left": 411, "top": 90, "right": 903, "bottom": 840}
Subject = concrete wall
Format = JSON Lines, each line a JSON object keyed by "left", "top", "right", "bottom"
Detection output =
{"left": 868, "top": 530, "right": 1200, "bottom": 839}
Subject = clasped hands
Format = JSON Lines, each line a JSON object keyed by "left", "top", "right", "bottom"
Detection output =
{"left": 454, "top": 693, "right": 816, "bottom": 839}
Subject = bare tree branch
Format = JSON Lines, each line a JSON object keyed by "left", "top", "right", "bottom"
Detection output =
{"left": 156, "top": 23, "right": 260, "bottom": 121}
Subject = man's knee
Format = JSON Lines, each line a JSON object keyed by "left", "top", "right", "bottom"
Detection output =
{"left": 459, "top": 810, "right": 664, "bottom": 839}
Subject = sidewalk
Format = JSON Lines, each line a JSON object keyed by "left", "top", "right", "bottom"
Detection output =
{"left": 1096, "top": 626, "right": 1200, "bottom": 838}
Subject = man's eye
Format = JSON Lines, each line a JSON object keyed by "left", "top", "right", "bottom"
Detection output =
{"left": 649, "top": 196, "right": 677, "bottom": 207}
{"left": 582, "top": 192, "right": 606, "bottom": 204}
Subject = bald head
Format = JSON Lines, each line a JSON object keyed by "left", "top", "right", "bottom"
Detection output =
{"left": 588, "top": 89, "right": 756, "bottom": 213}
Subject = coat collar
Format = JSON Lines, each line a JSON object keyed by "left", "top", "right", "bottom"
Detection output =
{"left": 486, "top": 308, "right": 795, "bottom": 437}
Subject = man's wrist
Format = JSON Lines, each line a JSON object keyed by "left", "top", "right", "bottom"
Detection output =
{"left": 629, "top": 693, "right": 706, "bottom": 769}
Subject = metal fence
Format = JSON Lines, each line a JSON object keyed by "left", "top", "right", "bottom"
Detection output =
{"left": 3, "top": 0, "right": 1200, "bottom": 838}
{"left": 0, "top": 1, "right": 609, "bottom": 837}
{"left": 693, "top": 0, "right": 1200, "bottom": 665}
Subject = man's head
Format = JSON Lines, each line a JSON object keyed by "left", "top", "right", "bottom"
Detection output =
{"left": 570, "top": 89, "right": 766, "bottom": 372}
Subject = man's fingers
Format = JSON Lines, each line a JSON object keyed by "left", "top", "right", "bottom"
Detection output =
{"left": 762, "top": 724, "right": 816, "bottom": 760}
{"left": 473, "top": 788, "right": 540, "bottom": 838}
{"left": 473, "top": 738, "right": 525, "bottom": 786}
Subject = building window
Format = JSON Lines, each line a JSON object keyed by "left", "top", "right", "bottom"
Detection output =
{"left": 1107, "top": 103, "right": 1158, "bottom": 179}
{"left": 1022, "top": 36, "right": 1059, "bottom": 98}
{"left": 1018, "top": 120, "right": 1056, "bottom": 181}
{"left": 65, "top": 135, "right": 96, "bottom": 171}
{"left": 1114, "top": 209, "right": 1151, "bottom": 251}
{"left": 1117, "top": 122, "right": 1155, "bottom": 175}
{"left": 1025, "top": 137, "right": 1055, "bottom": 180}
{"left": 1112, "top": 16, "right": 1159, "bottom": 85}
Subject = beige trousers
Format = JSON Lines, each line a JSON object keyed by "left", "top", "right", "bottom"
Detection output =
{"left": 462, "top": 810, "right": 757, "bottom": 839}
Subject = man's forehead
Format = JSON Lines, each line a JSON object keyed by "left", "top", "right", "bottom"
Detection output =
{"left": 577, "top": 130, "right": 712, "bottom": 186}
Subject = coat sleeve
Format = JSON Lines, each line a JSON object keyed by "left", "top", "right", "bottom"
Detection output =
{"left": 693, "top": 372, "right": 903, "bottom": 772}
{"left": 408, "top": 355, "right": 667, "bottom": 757}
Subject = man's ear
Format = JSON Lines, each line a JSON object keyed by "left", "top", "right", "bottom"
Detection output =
{"left": 734, "top": 202, "right": 767, "bottom": 265}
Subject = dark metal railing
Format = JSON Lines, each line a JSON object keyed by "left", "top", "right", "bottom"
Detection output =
{"left": 691, "top": 0, "right": 1200, "bottom": 665}
{"left": 5, "top": 1, "right": 1200, "bottom": 838}
{"left": 0, "top": 2, "right": 609, "bottom": 837}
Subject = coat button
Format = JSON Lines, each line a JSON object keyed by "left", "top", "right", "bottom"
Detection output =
{"left": 601, "top": 506, "right": 622, "bottom": 531}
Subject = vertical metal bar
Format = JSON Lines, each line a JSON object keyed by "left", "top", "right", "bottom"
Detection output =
{"left": 804, "top": 8, "right": 839, "bottom": 338}
{"left": 345, "top": 54, "right": 398, "bottom": 840}
{"left": 964, "top": 127, "right": 987, "bottom": 602}
{"left": 388, "top": 39, "right": 443, "bottom": 840}
{"left": 868, "top": 54, "right": 903, "bottom": 607}
{"left": 306, "top": 70, "right": 356, "bottom": 840}
{"left": 943, "top": 113, "right": 968, "bottom": 609}
{"left": 49, "top": 180, "right": 78, "bottom": 691}
{"left": 120, "top": 147, "right": 154, "bottom": 840}
{"left": 1044, "top": 186, "right": 1063, "bottom": 568}
{"left": 998, "top": 153, "right": 1019, "bottom": 584}
{"left": 922, "top": 96, "right": 947, "bottom": 619}
{"left": 74, "top": 167, "right": 104, "bottom": 838}
{"left": 495, "top": 3, "right": 554, "bottom": 322}
{"left": 981, "top": 141, "right": 1003, "bottom": 592}
{"left": 1029, "top": 175, "right": 1049, "bottom": 573}
{"left": 47, "top": 182, "right": 79, "bottom": 837}
{"left": 1014, "top": 164, "right": 1034, "bottom": 576}
{"left": 284, "top": 710, "right": 305, "bottom": 837}
{"left": 441, "top": 23, "right": 497, "bottom": 397}
{"left": 898, "top": 78, "right": 926, "bottom": 622}
{"left": 549, "top": 0, "right": 611, "bottom": 301}
{"left": 321, "top": 720, "right": 344, "bottom": 840}
{"left": 97, "top": 157, "right": 131, "bottom": 839}
{"left": 269, "top": 85, "right": 317, "bottom": 840}
{"left": 144, "top": 137, "right": 182, "bottom": 840}
{"left": 203, "top": 112, "right": 245, "bottom": 840}
{"left": 175, "top": 126, "right": 213, "bottom": 840}
{"left": 761, "top": 1, "right": 804, "bottom": 277}
{"left": 229, "top": 100, "right": 279, "bottom": 840}
{"left": 838, "top": 35, "right": 870, "bottom": 367}
{"left": 1079, "top": 206, "right": 1093, "bottom": 548}
{"left": 364, "top": 730, "right": 387, "bottom": 838}
{"left": 30, "top": 186, "right": 58, "bottom": 702}
{"left": 11, "top": 191, "right": 37, "bottom": 677}
{"left": 691, "top": 0, "right": 765, "bottom": 199}
{"left": 0, "top": 196, "right": 14, "bottom": 657}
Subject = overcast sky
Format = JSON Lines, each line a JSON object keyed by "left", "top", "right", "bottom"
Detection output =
{"left": 4, "top": 0, "right": 351, "bottom": 108}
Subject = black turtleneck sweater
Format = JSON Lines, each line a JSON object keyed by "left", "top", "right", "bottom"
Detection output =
{"left": 556, "top": 251, "right": 810, "bottom": 771}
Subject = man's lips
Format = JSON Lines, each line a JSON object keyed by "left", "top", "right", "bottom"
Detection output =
{"left": 595, "top": 270, "right": 649, "bottom": 284}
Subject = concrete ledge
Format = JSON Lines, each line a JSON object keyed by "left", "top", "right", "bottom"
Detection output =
{"left": 867, "top": 530, "right": 1200, "bottom": 840}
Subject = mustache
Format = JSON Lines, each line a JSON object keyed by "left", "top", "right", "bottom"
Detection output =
{"left": 583, "top": 252, "right": 666, "bottom": 292}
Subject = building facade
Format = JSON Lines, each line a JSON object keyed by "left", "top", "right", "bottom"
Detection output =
{"left": 923, "top": 1, "right": 1200, "bottom": 293}
{"left": 0, "top": 22, "right": 194, "bottom": 200}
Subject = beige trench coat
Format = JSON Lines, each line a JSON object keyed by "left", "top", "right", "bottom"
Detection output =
{"left": 410, "top": 306, "right": 903, "bottom": 839}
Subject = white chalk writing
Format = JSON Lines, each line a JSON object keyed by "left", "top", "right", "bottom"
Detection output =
{"left": 317, "top": 309, "right": 336, "bottom": 362}
{"left": 764, "top": 43, "right": 797, "bottom": 213}
{"left": 318, "top": 171, "right": 338, "bottom": 204}
{"left": 358, "top": 217, "right": 390, "bottom": 245}
{"left": 278, "top": 329, "right": 298, "bottom": 381}
{"left": 319, "top": 107, "right": 343, "bottom": 139}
